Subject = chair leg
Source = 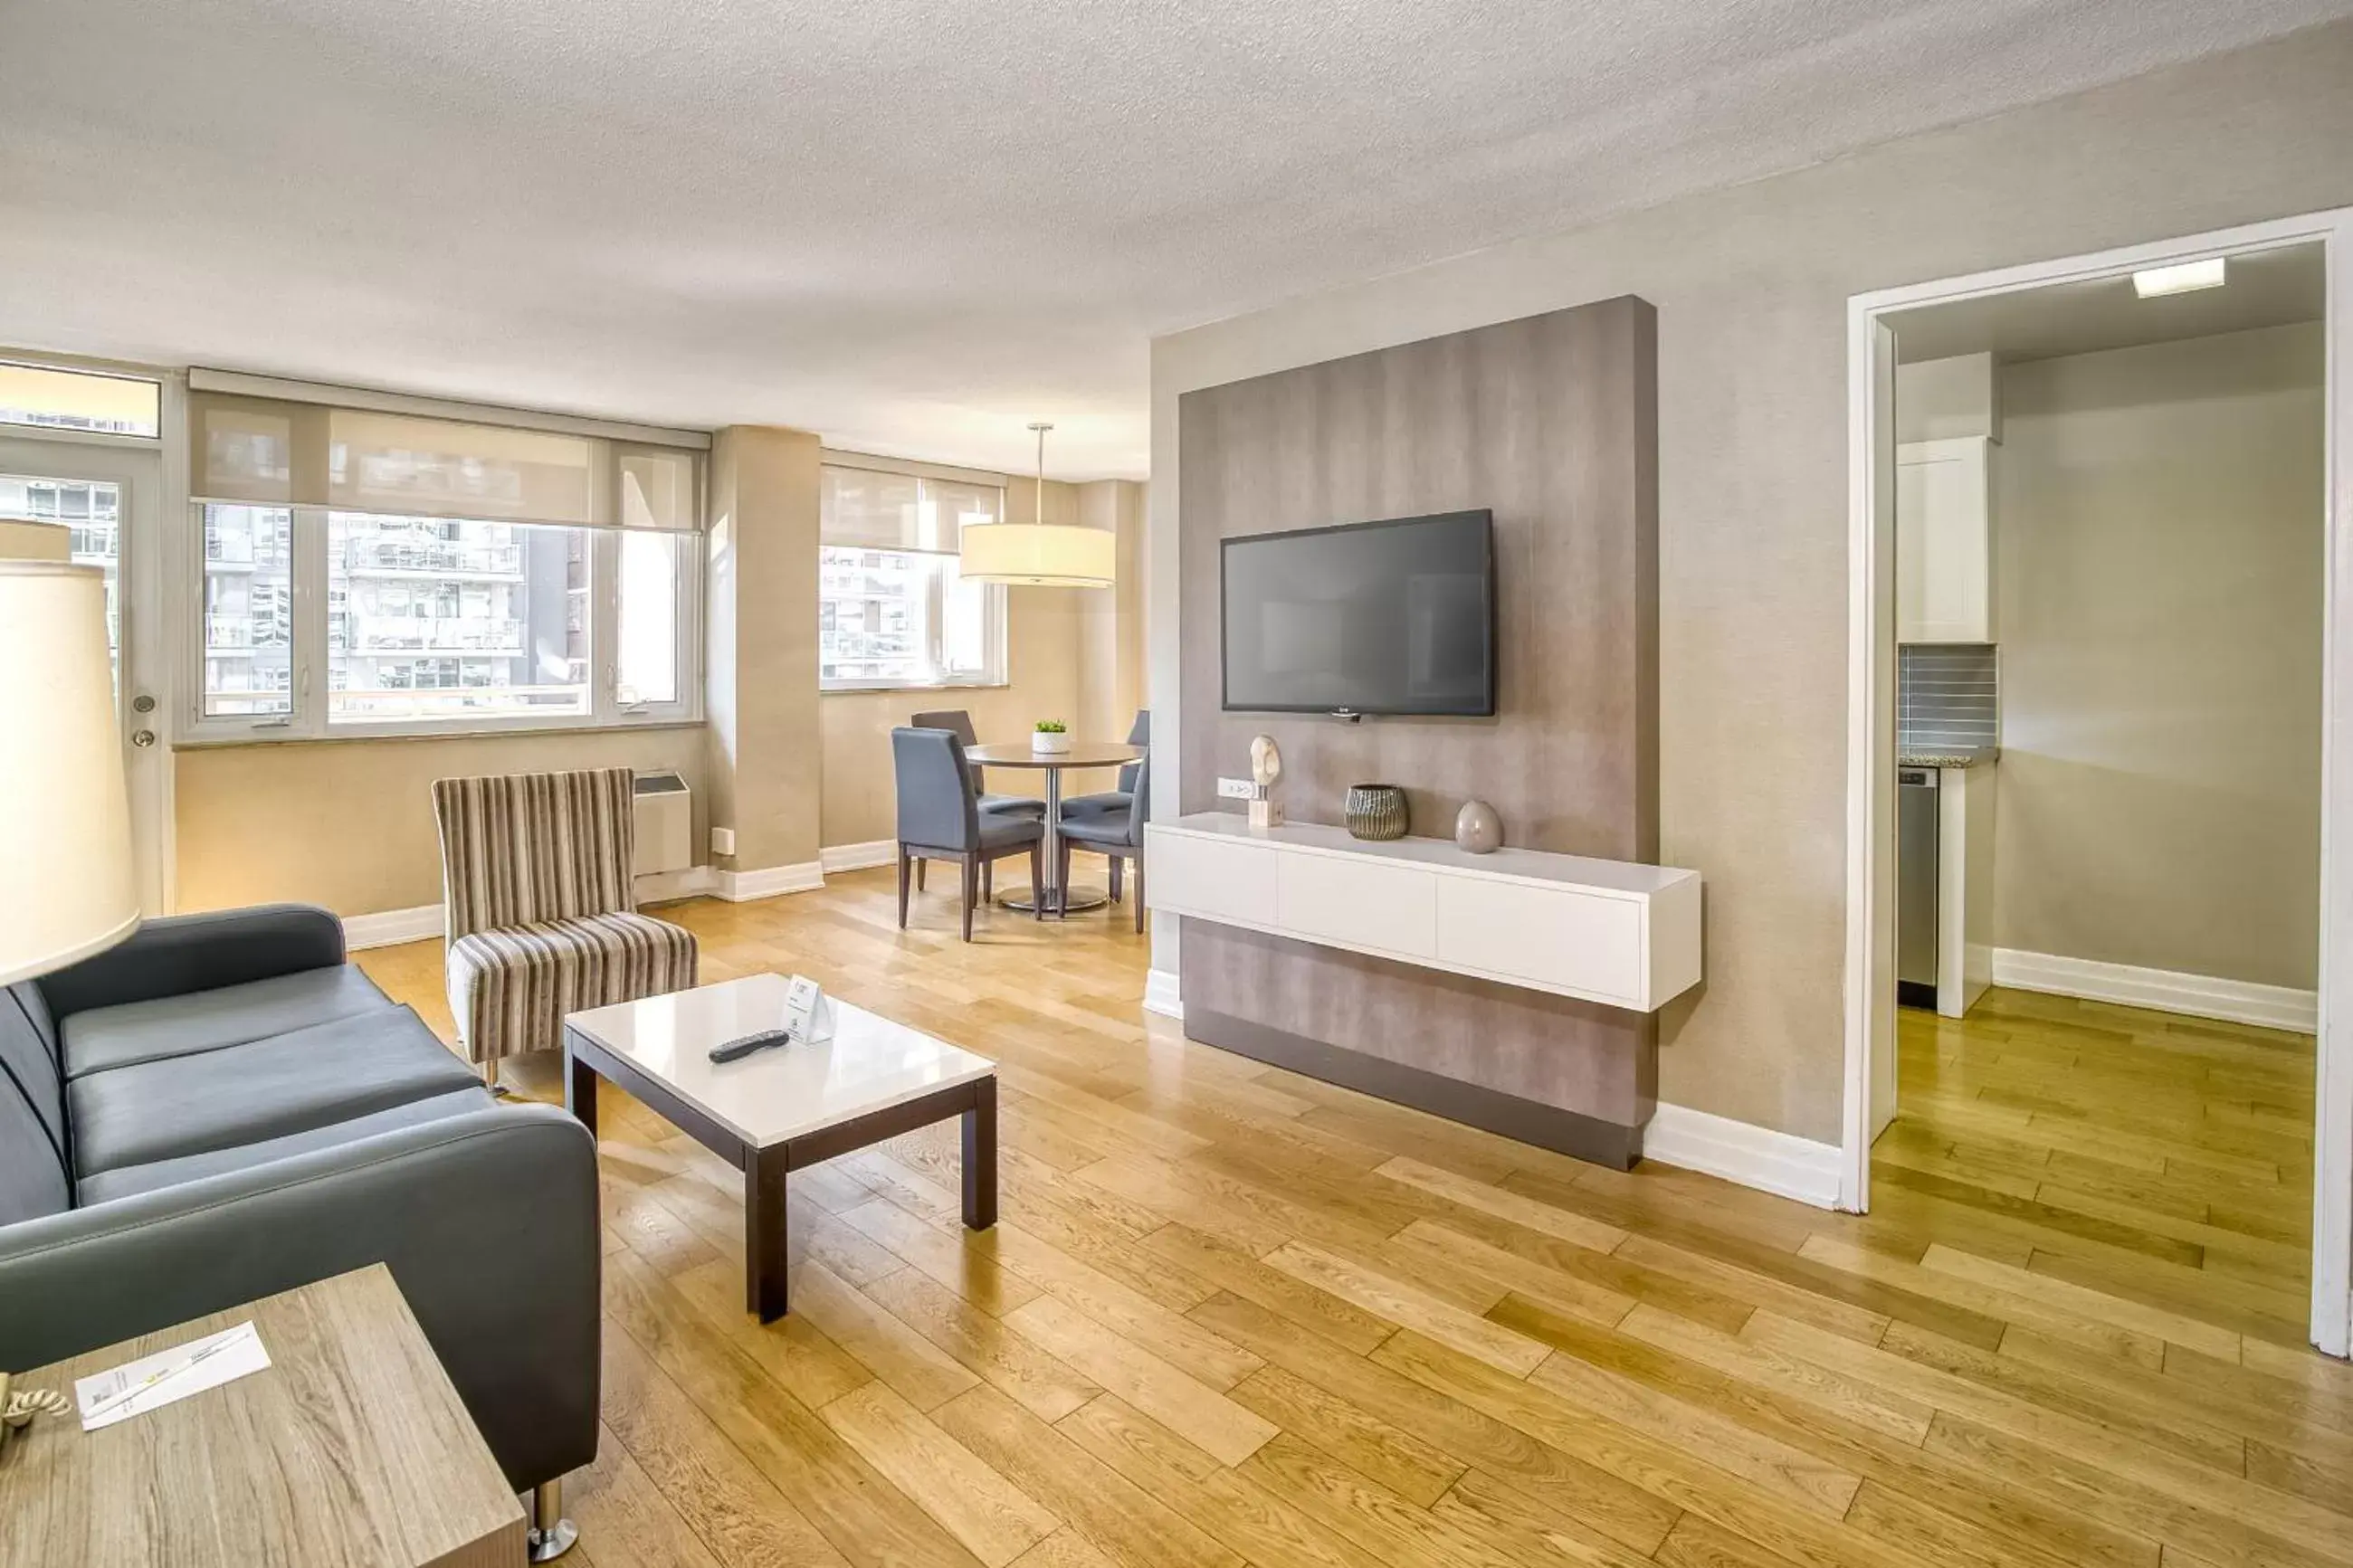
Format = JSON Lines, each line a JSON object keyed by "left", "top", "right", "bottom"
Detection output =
{"left": 897, "top": 845, "right": 911, "bottom": 928}
{"left": 983, "top": 858, "right": 993, "bottom": 901}
{"left": 916, "top": 859, "right": 927, "bottom": 892}
{"left": 1030, "top": 841, "right": 1044, "bottom": 920}
{"left": 961, "top": 853, "right": 978, "bottom": 942}
{"left": 1058, "top": 836, "right": 1072, "bottom": 903}
{"left": 1108, "top": 856, "right": 1122, "bottom": 904}
{"left": 1133, "top": 851, "right": 1146, "bottom": 934}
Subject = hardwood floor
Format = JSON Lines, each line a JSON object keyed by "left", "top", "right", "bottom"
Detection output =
{"left": 358, "top": 871, "right": 2341, "bottom": 1568}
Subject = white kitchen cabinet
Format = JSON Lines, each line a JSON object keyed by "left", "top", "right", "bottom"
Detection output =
{"left": 1896, "top": 435, "right": 1995, "bottom": 644}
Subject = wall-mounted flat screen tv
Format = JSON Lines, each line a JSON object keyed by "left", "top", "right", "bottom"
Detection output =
{"left": 1222, "top": 509, "right": 1495, "bottom": 717}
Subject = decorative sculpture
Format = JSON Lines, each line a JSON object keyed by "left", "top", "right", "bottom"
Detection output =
{"left": 1248, "top": 735, "right": 1285, "bottom": 830}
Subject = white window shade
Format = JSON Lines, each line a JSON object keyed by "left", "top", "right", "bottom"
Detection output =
{"left": 821, "top": 464, "right": 999, "bottom": 554}
{"left": 190, "top": 393, "right": 701, "bottom": 531}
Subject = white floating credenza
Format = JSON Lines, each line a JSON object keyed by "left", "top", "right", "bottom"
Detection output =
{"left": 1146, "top": 813, "right": 1701, "bottom": 1012}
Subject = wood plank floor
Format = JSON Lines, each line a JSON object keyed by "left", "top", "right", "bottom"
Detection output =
{"left": 358, "top": 870, "right": 2341, "bottom": 1568}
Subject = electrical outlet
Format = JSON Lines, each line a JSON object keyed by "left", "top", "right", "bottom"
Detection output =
{"left": 710, "top": 826, "right": 736, "bottom": 857}
{"left": 1217, "top": 776, "right": 1254, "bottom": 800}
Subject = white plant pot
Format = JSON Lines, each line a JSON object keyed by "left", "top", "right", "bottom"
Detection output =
{"left": 1032, "top": 731, "right": 1071, "bottom": 755}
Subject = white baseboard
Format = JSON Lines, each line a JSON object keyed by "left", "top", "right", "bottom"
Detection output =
{"left": 342, "top": 904, "right": 443, "bottom": 951}
{"left": 1991, "top": 946, "right": 2317, "bottom": 1032}
{"left": 634, "top": 866, "right": 719, "bottom": 904}
{"left": 1642, "top": 1103, "right": 1843, "bottom": 1210}
{"left": 714, "top": 860, "right": 826, "bottom": 903}
{"left": 1143, "top": 968, "right": 1184, "bottom": 1022}
{"left": 821, "top": 840, "right": 897, "bottom": 874}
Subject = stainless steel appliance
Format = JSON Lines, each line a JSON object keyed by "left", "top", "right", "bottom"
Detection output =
{"left": 1898, "top": 766, "right": 1939, "bottom": 1010}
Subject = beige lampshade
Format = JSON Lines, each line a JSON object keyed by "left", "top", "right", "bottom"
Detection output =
{"left": 957, "top": 521, "right": 1116, "bottom": 588}
{"left": 0, "top": 562, "right": 138, "bottom": 984}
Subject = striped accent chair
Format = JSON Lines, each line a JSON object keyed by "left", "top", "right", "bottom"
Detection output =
{"left": 432, "top": 767, "right": 697, "bottom": 1073}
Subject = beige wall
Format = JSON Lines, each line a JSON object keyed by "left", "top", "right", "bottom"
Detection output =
{"left": 1898, "top": 354, "right": 2002, "bottom": 443}
{"left": 174, "top": 726, "right": 705, "bottom": 915}
{"left": 1993, "top": 323, "right": 2324, "bottom": 989}
{"left": 1150, "top": 21, "right": 2353, "bottom": 1144}
{"left": 818, "top": 475, "right": 1145, "bottom": 850}
{"left": 1076, "top": 479, "right": 1148, "bottom": 746}
{"left": 706, "top": 425, "right": 824, "bottom": 872}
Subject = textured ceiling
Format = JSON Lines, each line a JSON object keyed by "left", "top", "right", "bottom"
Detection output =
{"left": 1891, "top": 243, "right": 2326, "bottom": 365}
{"left": 4, "top": 1, "right": 2348, "bottom": 479}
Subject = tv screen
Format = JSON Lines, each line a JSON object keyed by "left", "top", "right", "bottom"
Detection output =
{"left": 1222, "top": 510, "right": 1495, "bottom": 717}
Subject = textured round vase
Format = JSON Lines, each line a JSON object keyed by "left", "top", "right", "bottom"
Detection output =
{"left": 1031, "top": 731, "right": 1071, "bottom": 755}
{"left": 1454, "top": 799, "right": 1502, "bottom": 854}
{"left": 1344, "top": 784, "right": 1409, "bottom": 841}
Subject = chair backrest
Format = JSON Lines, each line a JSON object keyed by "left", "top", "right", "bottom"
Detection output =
{"left": 910, "top": 708, "right": 986, "bottom": 794}
{"left": 1119, "top": 709, "right": 1149, "bottom": 794}
{"left": 1118, "top": 748, "right": 1152, "bottom": 847}
{"left": 893, "top": 727, "right": 980, "bottom": 852}
{"left": 432, "top": 767, "right": 638, "bottom": 940}
{"left": 0, "top": 984, "right": 71, "bottom": 1221}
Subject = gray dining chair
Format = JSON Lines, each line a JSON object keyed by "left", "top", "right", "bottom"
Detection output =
{"left": 892, "top": 727, "right": 1045, "bottom": 941}
{"left": 1057, "top": 748, "right": 1150, "bottom": 933}
{"left": 1061, "top": 709, "right": 1148, "bottom": 823}
{"left": 910, "top": 708, "right": 1046, "bottom": 819}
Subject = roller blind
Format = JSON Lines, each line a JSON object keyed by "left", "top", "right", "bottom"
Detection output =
{"left": 820, "top": 463, "right": 1001, "bottom": 555}
{"left": 189, "top": 392, "right": 701, "bottom": 530}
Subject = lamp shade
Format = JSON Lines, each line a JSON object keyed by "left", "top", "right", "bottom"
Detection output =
{"left": 957, "top": 521, "right": 1116, "bottom": 588}
{"left": 0, "top": 563, "right": 138, "bottom": 984}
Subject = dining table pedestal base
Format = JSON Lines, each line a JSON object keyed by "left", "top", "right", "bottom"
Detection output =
{"left": 1000, "top": 884, "right": 1110, "bottom": 917}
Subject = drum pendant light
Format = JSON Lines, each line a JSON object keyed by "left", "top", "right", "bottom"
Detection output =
{"left": 958, "top": 423, "right": 1115, "bottom": 588}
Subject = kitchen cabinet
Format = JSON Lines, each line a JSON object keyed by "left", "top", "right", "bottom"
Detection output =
{"left": 1897, "top": 435, "right": 1995, "bottom": 644}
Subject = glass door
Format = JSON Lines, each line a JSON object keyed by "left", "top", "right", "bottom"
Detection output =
{"left": 0, "top": 434, "right": 170, "bottom": 913}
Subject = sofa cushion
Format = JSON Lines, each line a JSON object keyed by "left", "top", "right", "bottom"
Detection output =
{"left": 0, "top": 984, "right": 69, "bottom": 1223}
{"left": 69, "top": 1004, "right": 483, "bottom": 1177}
{"left": 74, "top": 1087, "right": 497, "bottom": 1207}
{"left": 61, "top": 965, "right": 395, "bottom": 1079}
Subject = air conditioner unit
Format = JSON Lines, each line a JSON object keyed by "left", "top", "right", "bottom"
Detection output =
{"left": 633, "top": 770, "right": 693, "bottom": 877}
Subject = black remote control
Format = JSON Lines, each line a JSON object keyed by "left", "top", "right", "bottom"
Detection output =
{"left": 708, "top": 1028, "right": 793, "bottom": 1063}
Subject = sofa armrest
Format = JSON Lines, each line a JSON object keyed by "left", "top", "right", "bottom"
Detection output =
{"left": 35, "top": 904, "right": 350, "bottom": 1021}
{"left": 0, "top": 1104, "right": 596, "bottom": 1490}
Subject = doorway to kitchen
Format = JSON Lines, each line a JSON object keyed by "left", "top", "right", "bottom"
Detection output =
{"left": 1842, "top": 209, "right": 2353, "bottom": 1354}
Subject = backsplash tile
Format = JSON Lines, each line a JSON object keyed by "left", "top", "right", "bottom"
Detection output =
{"left": 1899, "top": 642, "right": 1998, "bottom": 753}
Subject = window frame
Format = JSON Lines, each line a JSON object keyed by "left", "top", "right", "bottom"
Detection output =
{"left": 178, "top": 503, "right": 703, "bottom": 745}
{"left": 817, "top": 542, "right": 1009, "bottom": 693}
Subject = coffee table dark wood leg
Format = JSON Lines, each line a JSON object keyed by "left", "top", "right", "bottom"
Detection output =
{"left": 962, "top": 1077, "right": 998, "bottom": 1230}
{"left": 564, "top": 1038, "right": 598, "bottom": 1131}
{"left": 747, "top": 1146, "right": 791, "bottom": 1321}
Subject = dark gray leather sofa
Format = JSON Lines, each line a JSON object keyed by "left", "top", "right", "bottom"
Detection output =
{"left": 0, "top": 904, "right": 599, "bottom": 1499}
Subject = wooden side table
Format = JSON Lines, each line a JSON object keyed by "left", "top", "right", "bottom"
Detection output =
{"left": 0, "top": 1264, "right": 526, "bottom": 1566}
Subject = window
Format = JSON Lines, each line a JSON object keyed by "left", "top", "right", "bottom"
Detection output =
{"left": 817, "top": 463, "right": 1006, "bottom": 689}
{"left": 327, "top": 514, "right": 590, "bottom": 723}
{"left": 183, "top": 392, "right": 700, "bottom": 739}
{"left": 0, "top": 473, "right": 123, "bottom": 690}
{"left": 0, "top": 363, "right": 160, "bottom": 437}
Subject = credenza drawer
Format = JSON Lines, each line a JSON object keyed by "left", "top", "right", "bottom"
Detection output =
{"left": 1434, "top": 877, "right": 1643, "bottom": 1004}
{"left": 1276, "top": 852, "right": 1437, "bottom": 958}
{"left": 1149, "top": 830, "right": 1278, "bottom": 926}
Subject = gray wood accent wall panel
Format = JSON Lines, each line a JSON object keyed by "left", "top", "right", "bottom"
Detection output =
{"left": 1176, "top": 295, "right": 1660, "bottom": 1135}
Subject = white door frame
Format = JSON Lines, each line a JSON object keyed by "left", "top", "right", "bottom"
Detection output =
{"left": 1841, "top": 206, "right": 2353, "bottom": 1354}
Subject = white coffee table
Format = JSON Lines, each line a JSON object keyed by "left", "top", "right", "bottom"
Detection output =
{"left": 562, "top": 974, "right": 998, "bottom": 1322}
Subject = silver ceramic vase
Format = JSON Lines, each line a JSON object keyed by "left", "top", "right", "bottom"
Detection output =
{"left": 1454, "top": 799, "right": 1502, "bottom": 854}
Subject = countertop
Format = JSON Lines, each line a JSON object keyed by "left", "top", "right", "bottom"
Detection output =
{"left": 1900, "top": 746, "right": 1999, "bottom": 769}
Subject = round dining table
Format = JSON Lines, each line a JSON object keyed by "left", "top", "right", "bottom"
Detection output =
{"left": 965, "top": 741, "right": 1146, "bottom": 917}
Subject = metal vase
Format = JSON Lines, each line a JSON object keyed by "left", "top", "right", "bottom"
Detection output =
{"left": 1343, "top": 784, "right": 1409, "bottom": 841}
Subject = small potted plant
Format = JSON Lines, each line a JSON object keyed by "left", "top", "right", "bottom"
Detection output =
{"left": 1032, "top": 719, "right": 1071, "bottom": 755}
